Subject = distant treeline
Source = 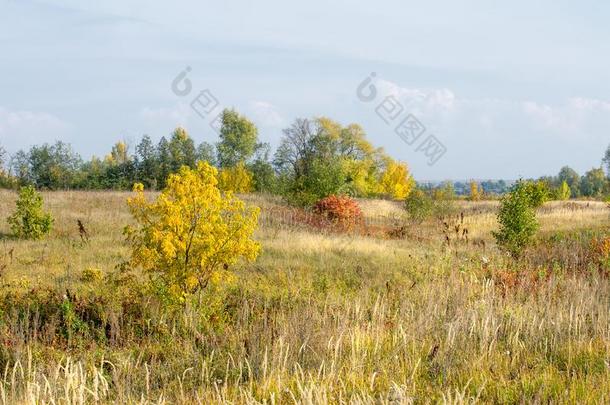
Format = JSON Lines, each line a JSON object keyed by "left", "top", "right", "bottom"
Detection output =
{"left": 420, "top": 180, "right": 513, "bottom": 197}
{"left": 1, "top": 109, "right": 609, "bottom": 201}
{"left": 420, "top": 162, "right": 610, "bottom": 200}
{"left": 0, "top": 110, "right": 419, "bottom": 205}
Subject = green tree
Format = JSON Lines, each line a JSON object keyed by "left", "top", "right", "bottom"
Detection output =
{"left": 103, "top": 141, "right": 136, "bottom": 189}
{"left": 289, "top": 158, "right": 346, "bottom": 206}
{"left": 156, "top": 137, "right": 172, "bottom": 189}
{"left": 580, "top": 168, "right": 607, "bottom": 198}
{"left": 217, "top": 109, "right": 258, "bottom": 168}
{"left": 493, "top": 180, "right": 539, "bottom": 259}
{"left": 0, "top": 145, "right": 14, "bottom": 189}
{"left": 136, "top": 135, "right": 158, "bottom": 188}
{"left": 602, "top": 145, "right": 610, "bottom": 178}
{"left": 78, "top": 156, "right": 106, "bottom": 189}
{"left": 196, "top": 142, "right": 217, "bottom": 166}
{"left": 247, "top": 144, "right": 276, "bottom": 193}
{"left": 7, "top": 186, "right": 54, "bottom": 239}
{"left": 558, "top": 180, "right": 571, "bottom": 201}
{"left": 274, "top": 117, "right": 399, "bottom": 204}
{"left": 10, "top": 150, "right": 31, "bottom": 185}
{"left": 169, "top": 127, "right": 196, "bottom": 171}
{"left": 273, "top": 118, "right": 320, "bottom": 180}
{"left": 22, "top": 142, "right": 82, "bottom": 189}
{"left": 558, "top": 166, "right": 580, "bottom": 198}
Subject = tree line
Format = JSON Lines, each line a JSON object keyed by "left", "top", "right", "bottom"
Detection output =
{"left": 0, "top": 109, "right": 415, "bottom": 205}
{"left": 429, "top": 160, "right": 610, "bottom": 200}
{"left": 1, "top": 108, "right": 609, "bottom": 201}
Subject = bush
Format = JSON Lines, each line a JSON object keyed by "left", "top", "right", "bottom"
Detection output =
{"left": 493, "top": 180, "right": 539, "bottom": 258}
{"left": 524, "top": 180, "right": 550, "bottom": 208}
{"left": 313, "top": 195, "right": 363, "bottom": 228}
{"left": 404, "top": 187, "right": 457, "bottom": 223}
{"left": 81, "top": 267, "right": 103, "bottom": 283}
{"left": 125, "top": 162, "right": 260, "bottom": 305}
{"left": 285, "top": 158, "right": 347, "bottom": 207}
{"left": 404, "top": 188, "right": 434, "bottom": 223}
{"left": 7, "top": 186, "right": 53, "bottom": 239}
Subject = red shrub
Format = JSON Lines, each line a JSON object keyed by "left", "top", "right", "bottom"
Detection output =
{"left": 313, "top": 195, "right": 363, "bottom": 229}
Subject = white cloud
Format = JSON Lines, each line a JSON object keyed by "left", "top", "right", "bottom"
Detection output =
{"left": 248, "top": 101, "right": 284, "bottom": 127}
{"left": 373, "top": 79, "right": 610, "bottom": 141}
{"left": 0, "top": 107, "right": 69, "bottom": 151}
{"left": 569, "top": 97, "right": 610, "bottom": 112}
{"left": 139, "top": 103, "right": 193, "bottom": 126}
{"left": 522, "top": 97, "right": 610, "bottom": 136}
{"left": 376, "top": 80, "right": 456, "bottom": 112}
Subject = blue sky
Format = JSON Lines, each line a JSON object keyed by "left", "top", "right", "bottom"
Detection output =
{"left": 1, "top": 0, "right": 609, "bottom": 180}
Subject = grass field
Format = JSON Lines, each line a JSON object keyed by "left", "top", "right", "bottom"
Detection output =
{"left": 0, "top": 190, "right": 609, "bottom": 403}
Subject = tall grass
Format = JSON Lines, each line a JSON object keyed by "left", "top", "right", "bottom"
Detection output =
{"left": 0, "top": 191, "right": 608, "bottom": 403}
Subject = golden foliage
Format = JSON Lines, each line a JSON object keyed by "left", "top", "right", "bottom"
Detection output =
{"left": 469, "top": 181, "right": 482, "bottom": 201}
{"left": 218, "top": 162, "right": 254, "bottom": 193}
{"left": 379, "top": 161, "right": 415, "bottom": 200}
{"left": 125, "top": 162, "right": 260, "bottom": 303}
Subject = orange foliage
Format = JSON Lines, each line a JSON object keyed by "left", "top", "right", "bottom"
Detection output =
{"left": 313, "top": 195, "right": 363, "bottom": 229}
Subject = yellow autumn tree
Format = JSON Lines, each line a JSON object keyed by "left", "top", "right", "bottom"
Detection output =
{"left": 379, "top": 161, "right": 415, "bottom": 200}
{"left": 558, "top": 180, "right": 571, "bottom": 200}
{"left": 104, "top": 141, "right": 130, "bottom": 166}
{"left": 469, "top": 180, "right": 482, "bottom": 201}
{"left": 125, "top": 161, "right": 260, "bottom": 304}
{"left": 218, "top": 162, "right": 253, "bottom": 193}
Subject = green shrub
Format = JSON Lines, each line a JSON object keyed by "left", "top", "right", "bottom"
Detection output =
{"left": 7, "top": 186, "right": 53, "bottom": 239}
{"left": 404, "top": 187, "right": 457, "bottom": 223}
{"left": 285, "top": 158, "right": 347, "bottom": 207}
{"left": 404, "top": 188, "right": 434, "bottom": 223}
{"left": 524, "top": 180, "right": 550, "bottom": 208}
{"left": 493, "top": 180, "right": 539, "bottom": 258}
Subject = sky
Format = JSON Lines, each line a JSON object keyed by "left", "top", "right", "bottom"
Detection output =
{"left": 1, "top": 0, "right": 609, "bottom": 180}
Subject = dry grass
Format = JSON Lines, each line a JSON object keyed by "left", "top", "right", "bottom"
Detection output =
{"left": 0, "top": 190, "right": 609, "bottom": 403}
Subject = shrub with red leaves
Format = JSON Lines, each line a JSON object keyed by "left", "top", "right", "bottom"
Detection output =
{"left": 313, "top": 195, "right": 363, "bottom": 229}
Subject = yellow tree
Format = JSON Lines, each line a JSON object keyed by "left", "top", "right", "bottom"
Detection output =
{"left": 469, "top": 180, "right": 482, "bottom": 201}
{"left": 125, "top": 162, "right": 260, "bottom": 304}
{"left": 218, "top": 162, "right": 254, "bottom": 193}
{"left": 105, "top": 141, "right": 130, "bottom": 166}
{"left": 379, "top": 161, "right": 415, "bottom": 200}
{"left": 558, "top": 180, "right": 571, "bottom": 200}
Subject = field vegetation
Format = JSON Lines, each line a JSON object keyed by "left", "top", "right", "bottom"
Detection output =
{"left": 0, "top": 187, "right": 609, "bottom": 403}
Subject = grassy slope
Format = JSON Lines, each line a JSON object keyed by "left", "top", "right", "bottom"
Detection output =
{"left": 0, "top": 190, "right": 609, "bottom": 403}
